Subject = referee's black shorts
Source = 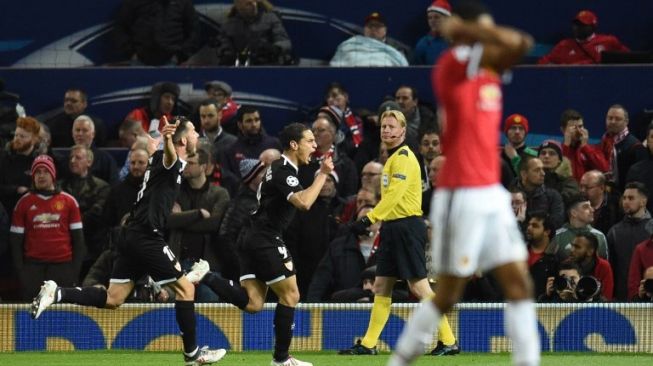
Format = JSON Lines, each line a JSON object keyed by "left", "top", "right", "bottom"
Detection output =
{"left": 375, "top": 216, "right": 427, "bottom": 280}
{"left": 110, "top": 227, "right": 183, "bottom": 285}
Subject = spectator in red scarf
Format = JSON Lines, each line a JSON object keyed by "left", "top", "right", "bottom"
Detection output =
{"left": 323, "top": 83, "right": 364, "bottom": 156}
{"left": 599, "top": 104, "right": 647, "bottom": 191}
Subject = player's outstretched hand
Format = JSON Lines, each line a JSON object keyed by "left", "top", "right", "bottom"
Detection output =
{"left": 320, "top": 156, "right": 334, "bottom": 175}
{"left": 160, "top": 115, "right": 180, "bottom": 140}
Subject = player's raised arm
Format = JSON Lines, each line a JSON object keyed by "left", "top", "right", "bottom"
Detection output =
{"left": 160, "top": 115, "right": 179, "bottom": 168}
{"left": 289, "top": 156, "right": 334, "bottom": 211}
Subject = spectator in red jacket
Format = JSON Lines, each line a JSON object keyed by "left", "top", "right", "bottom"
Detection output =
{"left": 560, "top": 109, "right": 609, "bottom": 182}
{"left": 125, "top": 82, "right": 180, "bottom": 134}
{"left": 569, "top": 232, "right": 614, "bottom": 300}
{"left": 628, "top": 228, "right": 653, "bottom": 300}
{"left": 538, "top": 10, "right": 629, "bottom": 65}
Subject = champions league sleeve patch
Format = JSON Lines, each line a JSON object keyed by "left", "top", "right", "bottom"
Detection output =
{"left": 286, "top": 176, "right": 299, "bottom": 187}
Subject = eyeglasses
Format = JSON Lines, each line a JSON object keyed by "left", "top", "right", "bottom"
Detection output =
{"left": 361, "top": 172, "right": 381, "bottom": 177}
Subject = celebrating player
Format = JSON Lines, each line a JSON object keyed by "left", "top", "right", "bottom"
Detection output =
{"left": 31, "top": 116, "right": 226, "bottom": 366}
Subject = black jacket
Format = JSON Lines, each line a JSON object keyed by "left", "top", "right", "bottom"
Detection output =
{"left": 306, "top": 231, "right": 375, "bottom": 302}
{"left": 218, "top": 184, "right": 257, "bottom": 281}
{"left": 41, "top": 112, "right": 108, "bottom": 148}
{"left": 102, "top": 173, "right": 142, "bottom": 227}
{"left": 606, "top": 213, "right": 653, "bottom": 301}
{"left": 626, "top": 151, "right": 653, "bottom": 213}
{"left": 114, "top": 0, "right": 201, "bottom": 65}
{"left": 512, "top": 180, "right": 565, "bottom": 230}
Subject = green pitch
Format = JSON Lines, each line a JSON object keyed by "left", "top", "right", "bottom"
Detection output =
{"left": 0, "top": 351, "right": 650, "bottom": 365}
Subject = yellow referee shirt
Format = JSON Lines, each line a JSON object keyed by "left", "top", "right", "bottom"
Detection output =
{"left": 367, "top": 144, "right": 423, "bottom": 223}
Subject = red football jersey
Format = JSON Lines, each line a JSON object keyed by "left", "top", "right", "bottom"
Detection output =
{"left": 433, "top": 44, "right": 502, "bottom": 188}
{"left": 10, "top": 192, "right": 83, "bottom": 262}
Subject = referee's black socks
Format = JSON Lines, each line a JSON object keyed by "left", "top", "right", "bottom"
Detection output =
{"left": 202, "top": 275, "right": 249, "bottom": 309}
{"left": 175, "top": 300, "right": 197, "bottom": 355}
{"left": 273, "top": 303, "right": 295, "bottom": 362}
{"left": 59, "top": 286, "right": 107, "bottom": 308}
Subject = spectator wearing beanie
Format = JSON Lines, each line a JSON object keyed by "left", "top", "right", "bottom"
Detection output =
{"left": 413, "top": 0, "right": 451, "bottom": 65}
{"left": 0, "top": 117, "right": 44, "bottom": 212}
{"left": 239, "top": 158, "right": 265, "bottom": 184}
{"left": 501, "top": 113, "right": 538, "bottom": 178}
{"left": 538, "top": 140, "right": 580, "bottom": 205}
{"left": 9, "top": 154, "right": 85, "bottom": 300}
{"left": 217, "top": 158, "right": 266, "bottom": 281}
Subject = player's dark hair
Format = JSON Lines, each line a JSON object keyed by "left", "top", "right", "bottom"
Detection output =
{"left": 279, "top": 123, "right": 309, "bottom": 150}
{"left": 171, "top": 115, "right": 192, "bottom": 144}
{"left": 452, "top": 0, "right": 490, "bottom": 21}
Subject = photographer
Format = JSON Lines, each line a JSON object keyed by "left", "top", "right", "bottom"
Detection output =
{"left": 632, "top": 266, "right": 653, "bottom": 302}
{"left": 538, "top": 262, "right": 581, "bottom": 302}
{"left": 569, "top": 232, "right": 614, "bottom": 300}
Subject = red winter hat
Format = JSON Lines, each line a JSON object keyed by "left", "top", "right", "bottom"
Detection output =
{"left": 31, "top": 154, "right": 56, "bottom": 181}
{"left": 427, "top": 0, "right": 451, "bottom": 16}
{"left": 503, "top": 114, "right": 529, "bottom": 134}
{"left": 574, "top": 10, "right": 598, "bottom": 26}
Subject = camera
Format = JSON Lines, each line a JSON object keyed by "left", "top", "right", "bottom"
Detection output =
{"left": 553, "top": 275, "right": 572, "bottom": 292}
{"left": 644, "top": 278, "right": 653, "bottom": 293}
{"left": 575, "top": 276, "right": 601, "bottom": 301}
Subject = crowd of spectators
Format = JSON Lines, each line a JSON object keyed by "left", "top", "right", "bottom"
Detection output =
{"left": 104, "top": 1, "right": 638, "bottom": 67}
{"left": 2, "top": 78, "right": 653, "bottom": 305}
{"left": 0, "top": 1, "right": 651, "bottom": 304}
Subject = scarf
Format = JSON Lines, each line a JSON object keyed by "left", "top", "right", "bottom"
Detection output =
{"left": 343, "top": 108, "right": 363, "bottom": 147}
{"left": 312, "top": 145, "right": 335, "bottom": 162}
{"left": 601, "top": 127, "right": 629, "bottom": 182}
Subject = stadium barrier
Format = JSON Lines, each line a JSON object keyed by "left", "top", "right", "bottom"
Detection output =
{"left": 1, "top": 303, "right": 651, "bottom": 353}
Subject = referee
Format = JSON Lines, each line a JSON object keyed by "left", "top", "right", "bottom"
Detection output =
{"left": 30, "top": 116, "right": 226, "bottom": 365}
{"left": 339, "top": 110, "right": 458, "bottom": 356}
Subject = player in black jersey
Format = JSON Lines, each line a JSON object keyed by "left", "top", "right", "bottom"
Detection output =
{"left": 200, "top": 123, "right": 333, "bottom": 366}
{"left": 30, "top": 116, "right": 226, "bottom": 366}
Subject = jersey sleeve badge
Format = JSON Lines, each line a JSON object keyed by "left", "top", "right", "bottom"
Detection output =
{"left": 286, "top": 176, "right": 299, "bottom": 187}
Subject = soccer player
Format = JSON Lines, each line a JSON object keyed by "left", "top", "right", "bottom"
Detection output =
{"left": 201, "top": 123, "right": 334, "bottom": 366}
{"left": 388, "top": 2, "right": 539, "bottom": 366}
{"left": 30, "top": 116, "right": 226, "bottom": 366}
{"left": 339, "top": 109, "right": 458, "bottom": 356}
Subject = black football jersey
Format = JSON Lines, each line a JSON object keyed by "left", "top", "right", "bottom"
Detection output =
{"left": 128, "top": 150, "right": 185, "bottom": 235}
{"left": 252, "top": 155, "right": 303, "bottom": 233}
